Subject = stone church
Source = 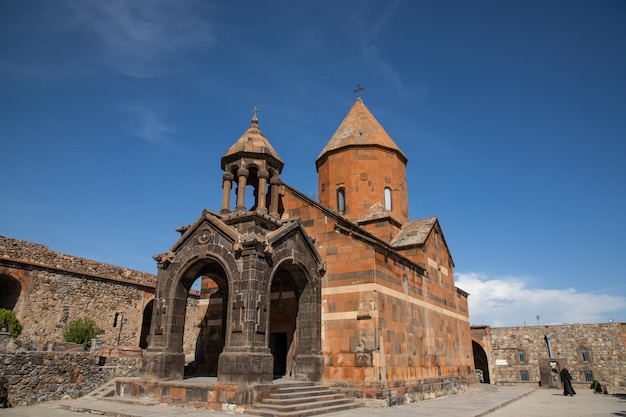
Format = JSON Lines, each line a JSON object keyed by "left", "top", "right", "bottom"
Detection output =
{"left": 1, "top": 98, "right": 474, "bottom": 403}
{"left": 142, "top": 97, "right": 474, "bottom": 397}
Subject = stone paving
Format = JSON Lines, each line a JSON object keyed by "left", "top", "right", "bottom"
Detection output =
{"left": 1, "top": 385, "right": 625, "bottom": 417}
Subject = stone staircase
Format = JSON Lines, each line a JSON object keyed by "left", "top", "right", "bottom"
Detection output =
{"left": 247, "top": 382, "right": 362, "bottom": 417}
{"left": 83, "top": 378, "right": 118, "bottom": 399}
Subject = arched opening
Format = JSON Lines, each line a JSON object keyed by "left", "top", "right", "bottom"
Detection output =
{"left": 472, "top": 340, "right": 490, "bottom": 383}
{"left": 179, "top": 260, "right": 229, "bottom": 378}
{"left": 0, "top": 275, "right": 21, "bottom": 310}
{"left": 139, "top": 299, "right": 154, "bottom": 349}
{"left": 192, "top": 276, "right": 227, "bottom": 376}
{"left": 270, "top": 269, "right": 298, "bottom": 378}
{"left": 246, "top": 166, "right": 260, "bottom": 211}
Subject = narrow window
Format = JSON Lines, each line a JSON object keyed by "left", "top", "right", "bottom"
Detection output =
{"left": 584, "top": 370, "right": 594, "bottom": 381}
{"left": 384, "top": 187, "right": 392, "bottom": 211}
{"left": 580, "top": 347, "right": 590, "bottom": 362}
{"left": 403, "top": 275, "right": 409, "bottom": 295}
{"left": 337, "top": 188, "right": 346, "bottom": 213}
{"left": 520, "top": 370, "right": 530, "bottom": 381}
{"left": 518, "top": 349, "right": 526, "bottom": 364}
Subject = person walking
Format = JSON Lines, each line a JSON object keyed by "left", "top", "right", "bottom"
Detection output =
{"left": 560, "top": 365, "right": 576, "bottom": 396}
{"left": 0, "top": 378, "right": 10, "bottom": 408}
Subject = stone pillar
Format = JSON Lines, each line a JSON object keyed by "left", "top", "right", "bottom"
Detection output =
{"left": 257, "top": 170, "right": 269, "bottom": 214}
{"left": 141, "top": 270, "right": 186, "bottom": 380}
{"left": 269, "top": 175, "right": 281, "bottom": 218}
{"left": 220, "top": 172, "right": 234, "bottom": 214}
{"left": 235, "top": 168, "right": 249, "bottom": 212}
{"left": 217, "top": 246, "right": 273, "bottom": 385}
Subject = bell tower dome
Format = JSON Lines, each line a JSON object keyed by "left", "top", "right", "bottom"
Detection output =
{"left": 220, "top": 108, "right": 284, "bottom": 218}
{"left": 316, "top": 98, "right": 409, "bottom": 224}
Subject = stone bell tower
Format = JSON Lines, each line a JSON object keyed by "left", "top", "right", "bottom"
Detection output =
{"left": 143, "top": 108, "right": 324, "bottom": 386}
{"left": 219, "top": 107, "right": 284, "bottom": 217}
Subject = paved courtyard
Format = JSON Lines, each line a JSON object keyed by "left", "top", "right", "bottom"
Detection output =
{"left": 1, "top": 386, "right": 624, "bottom": 417}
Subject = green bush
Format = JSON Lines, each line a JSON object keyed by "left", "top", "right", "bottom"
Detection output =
{"left": 63, "top": 317, "right": 100, "bottom": 349}
{"left": 0, "top": 308, "right": 22, "bottom": 338}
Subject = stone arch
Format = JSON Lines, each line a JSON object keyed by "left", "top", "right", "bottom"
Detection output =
{"left": 0, "top": 274, "right": 21, "bottom": 311}
{"left": 142, "top": 237, "right": 237, "bottom": 381}
{"left": 269, "top": 241, "right": 323, "bottom": 382}
{"left": 472, "top": 339, "right": 490, "bottom": 383}
{"left": 267, "top": 259, "right": 317, "bottom": 379}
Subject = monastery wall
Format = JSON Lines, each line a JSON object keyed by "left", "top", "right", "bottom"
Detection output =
{"left": 0, "top": 236, "right": 200, "bottom": 355}
{"left": 476, "top": 323, "right": 626, "bottom": 393}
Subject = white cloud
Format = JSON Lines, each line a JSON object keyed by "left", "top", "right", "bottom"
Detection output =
{"left": 67, "top": 0, "right": 215, "bottom": 77}
{"left": 118, "top": 104, "right": 175, "bottom": 146}
{"left": 456, "top": 272, "right": 626, "bottom": 327}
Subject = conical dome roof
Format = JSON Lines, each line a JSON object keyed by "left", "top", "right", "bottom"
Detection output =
{"left": 221, "top": 117, "right": 284, "bottom": 172}
{"left": 316, "top": 98, "right": 407, "bottom": 168}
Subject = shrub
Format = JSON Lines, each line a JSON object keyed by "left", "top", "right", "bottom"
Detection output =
{"left": 0, "top": 308, "right": 22, "bottom": 338}
{"left": 63, "top": 317, "right": 100, "bottom": 350}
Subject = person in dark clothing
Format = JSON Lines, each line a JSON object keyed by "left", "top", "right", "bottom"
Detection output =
{"left": 0, "top": 379, "right": 10, "bottom": 408}
{"left": 560, "top": 365, "right": 576, "bottom": 396}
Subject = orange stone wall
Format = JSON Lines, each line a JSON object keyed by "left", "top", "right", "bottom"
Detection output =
{"left": 280, "top": 186, "right": 473, "bottom": 388}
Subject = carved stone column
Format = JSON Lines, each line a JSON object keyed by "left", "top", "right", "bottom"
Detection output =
{"left": 269, "top": 175, "right": 281, "bottom": 218}
{"left": 220, "top": 172, "right": 234, "bottom": 214}
{"left": 235, "top": 168, "right": 249, "bottom": 212}
{"left": 257, "top": 170, "right": 269, "bottom": 214}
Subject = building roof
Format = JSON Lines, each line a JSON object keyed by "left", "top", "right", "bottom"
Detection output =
{"left": 390, "top": 216, "right": 438, "bottom": 247}
{"left": 221, "top": 118, "right": 284, "bottom": 172}
{"left": 316, "top": 98, "right": 407, "bottom": 167}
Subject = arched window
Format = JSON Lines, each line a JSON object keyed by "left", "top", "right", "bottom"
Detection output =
{"left": 384, "top": 187, "right": 392, "bottom": 211}
{"left": 337, "top": 188, "right": 346, "bottom": 213}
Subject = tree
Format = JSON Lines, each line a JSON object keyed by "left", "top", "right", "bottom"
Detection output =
{"left": 0, "top": 309, "right": 22, "bottom": 338}
{"left": 63, "top": 317, "right": 100, "bottom": 349}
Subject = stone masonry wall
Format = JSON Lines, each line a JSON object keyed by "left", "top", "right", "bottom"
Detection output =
{"left": 0, "top": 351, "right": 141, "bottom": 405}
{"left": 0, "top": 236, "right": 202, "bottom": 358}
{"left": 486, "top": 323, "right": 626, "bottom": 393}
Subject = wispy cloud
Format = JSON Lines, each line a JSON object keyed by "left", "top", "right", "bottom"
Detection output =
{"left": 118, "top": 104, "right": 175, "bottom": 146}
{"left": 67, "top": 0, "right": 215, "bottom": 77}
{"left": 357, "top": 1, "right": 406, "bottom": 94}
{"left": 456, "top": 272, "right": 626, "bottom": 327}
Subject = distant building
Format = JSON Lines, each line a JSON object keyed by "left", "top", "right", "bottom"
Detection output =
{"left": 472, "top": 323, "right": 626, "bottom": 394}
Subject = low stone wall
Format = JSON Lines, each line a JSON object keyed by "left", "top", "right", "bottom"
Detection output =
{"left": 0, "top": 351, "right": 141, "bottom": 405}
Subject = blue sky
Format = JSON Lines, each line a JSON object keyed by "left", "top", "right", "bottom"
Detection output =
{"left": 1, "top": 0, "right": 625, "bottom": 327}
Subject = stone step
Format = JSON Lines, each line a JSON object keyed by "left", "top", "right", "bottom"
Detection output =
{"left": 248, "top": 383, "right": 362, "bottom": 417}
{"left": 259, "top": 397, "right": 356, "bottom": 412}
{"left": 249, "top": 401, "right": 361, "bottom": 417}
{"left": 262, "top": 393, "right": 347, "bottom": 406}
{"left": 269, "top": 388, "right": 338, "bottom": 399}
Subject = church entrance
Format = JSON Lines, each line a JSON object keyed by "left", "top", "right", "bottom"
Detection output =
{"left": 270, "top": 332, "right": 288, "bottom": 377}
{"left": 269, "top": 267, "right": 299, "bottom": 378}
